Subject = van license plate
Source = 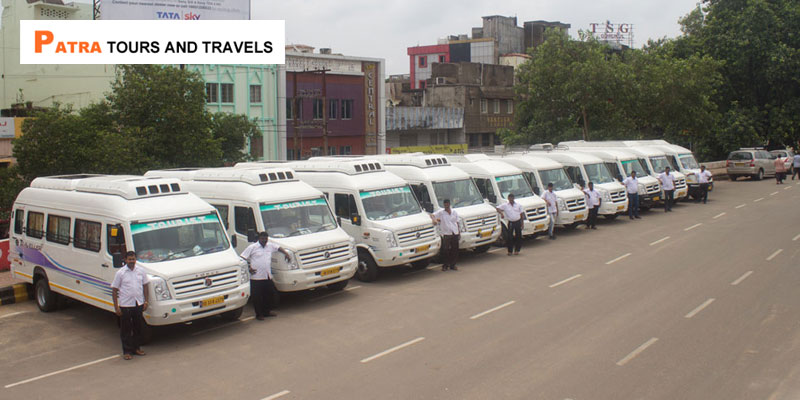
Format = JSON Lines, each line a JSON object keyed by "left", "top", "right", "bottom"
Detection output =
{"left": 535, "top": 224, "right": 545, "bottom": 230}
{"left": 678, "top": 190, "right": 686, "bottom": 197}
{"left": 480, "top": 231, "right": 492, "bottom": 238}
{"left": 415, "top": 244, "right": 430, "bottom": 253}
{"left": 201, "top": 295, "right": 224, "bottom": 308}
{"left": 617, "top": 205, "right": 625, "bottom": 211}
{"left": 653, "top": 196, "right": 660, "bottom": 201}
{"left": 575, "top": 214, "right": 585, "bottom": 220}
{"left": 320, "top": 266, "right": 340, "bottom": 277}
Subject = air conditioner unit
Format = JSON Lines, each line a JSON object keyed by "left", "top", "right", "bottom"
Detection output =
{"left": 435, "top": 77, "right": 446, "bottom": 85}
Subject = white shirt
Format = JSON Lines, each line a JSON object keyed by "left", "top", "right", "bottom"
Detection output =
{"left": 622, "top": 176, "right": 638, "bottom": 194}
{"left": 793, "top": 154, "right": 800, "bottom": 168}
{"left": 583, "top": 188, "right": 601, "bottom": 208}
{"left": 542, "top": 191, "right": 558, "bottom": 214}
{"left": 111, "top": 264, "right": 150, "bottom": 307}
{"left": 498, "top": 201, "right": 524, "bottom": 221}
{"left": 433, "top": 208, "right": 460, "bottom": 236}
{"left": 241, "top": 241, "right": 281, "bottom": 280}
{"left": 658, "top": 172, "right": 675, "bottom": 191}
{"left": 698, "top": 170, "right": 712, "bottom": 183}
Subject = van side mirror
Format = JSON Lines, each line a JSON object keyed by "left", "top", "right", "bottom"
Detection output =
{"left": 422, "top": 201, "right": 434, "bottom": 213}
{"left": 247, "top": 229, "right": 257, "bottom": 243}
{"left": 488, "top": 194, "right": 497, "bottom": 204}
{"left": 112, "top": 252, "right": 123, "bottom": 268}
{"left": 350, "top": 214, "right": 362, "bottom": 226}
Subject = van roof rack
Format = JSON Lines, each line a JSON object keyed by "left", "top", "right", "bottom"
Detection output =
{"left": 148, "top": 167, "right": 298, "bottom": 185}
{"left": 371, "top": 153, "right": 450, "bottom": 168}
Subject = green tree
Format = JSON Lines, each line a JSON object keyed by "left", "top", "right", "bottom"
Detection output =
{"left": 0, "top": 166, "right": 27, "bottom": 219}
{"left": 211, "top": 112, "right": 262, "bottom": 164}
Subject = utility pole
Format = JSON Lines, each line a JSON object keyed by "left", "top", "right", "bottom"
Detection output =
{"left": 322, "top": 69, "right": 328, "bottom": 156}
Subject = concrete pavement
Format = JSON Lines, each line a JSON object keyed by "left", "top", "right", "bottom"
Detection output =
{"left": 0, "top": 179, "right": 798, "bottom": 399}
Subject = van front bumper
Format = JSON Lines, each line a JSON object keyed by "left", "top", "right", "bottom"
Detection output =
{"left": 460, "top": 226, "right": 501, "bottom": 249}
{"left": 372, "top": 238, "right": 441, "bottom": 267}
{"left": 600, "top": 201, "right": 627, "bottom": 215}
{"left": 272, "top": 256, "right": 358, "bottom": 292}
{"left": 145, "top": 283, "right": 250, "bottom": 325}
{"left": 555, "top": 209, "right": 588, "bottom": 225}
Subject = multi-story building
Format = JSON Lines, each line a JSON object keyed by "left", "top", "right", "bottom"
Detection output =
{"left": 0, "top": 0, "right": 283, "bottom": 160}
{"left": 282, "top": 45, "right": 386, "bottom": 159}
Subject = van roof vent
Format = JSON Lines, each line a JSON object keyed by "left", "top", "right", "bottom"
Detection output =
{"left": 31, "top": 175, "right": 186, "bottom": 200}
{"left": 291, "top": 158, "right": 385, "bottom": 175}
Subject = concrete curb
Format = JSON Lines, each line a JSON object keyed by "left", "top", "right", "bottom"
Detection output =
{"left": 0, "top": 283, "right": 32, "bottom": 306}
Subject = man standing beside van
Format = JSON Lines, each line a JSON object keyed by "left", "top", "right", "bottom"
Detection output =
{"left": 241, "top": 232, "right": 290, "bottom": 320}
{"left": 112, "top": 251, "right": 150, "bottom": 361}
{"left": 697, "top": 165, "right": 713, "bottom": 204}
{"left": 542, "top": 183, "right": 558, "bottom": 240}
{"left": 431, "top": 199, "right": 460, "bottom": 271}
{"left": 582, "top": 182, "right": 601, "bottom": 230}
{"left": 623, "top": 171, "right": 641, "bottom": 220}
{"left": 496, "top": 194, "right": 525, "bottom": 254}
{"left": 658, "top": 167, "right": 676, "bottom": 212}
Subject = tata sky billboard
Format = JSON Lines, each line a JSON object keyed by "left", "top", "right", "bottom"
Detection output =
{"left": 98, "top": 0, "right": 250, "bottom": 21}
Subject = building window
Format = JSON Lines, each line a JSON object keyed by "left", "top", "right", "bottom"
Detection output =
{"left": 206, "top": 83, "right": 218, "bottom": 103}
{"left": 286, "top": 98, "right": 293, "bottom": 119}
{"left": 339, "top": 146, "right": 352, "bottom": 155}
{"left": 287, "top": 99, "right": 302, "bottom": 119}
{"left": 310, "top": 147, "right": 322, "bottom": 157}
{"left": 507, "top": 100, "right": 513, "bottom": 114}
{"left": 480, "top": 99, "right": 488, "bottom": 114}
{"left": 329, "top": 99, "right": 338, "bottom": 119}
{"left": 419, "top": 80, "right": 426, "bottom": 89}
{"left": 419, "top": 56, "right": 427, "bottom": 68}
{"left": 439, "top": 55, "right": 446, "bottom": 63}
{"left": 328, "top": 146, "right": 337, "bottom": 155}
{"left": 341, "top": 99, "right": 353, "bottom": 120}
{"left": 249, "top": 85, "right": 262, "bottom": 103}
{"left": 313, "top": 99, "right": 324, "bottom": 120}
{"left": 468, "top": 134, "right": 479, "bottom": 147}
{"left": 220, "top": 83, "right": 234, "bottom": 103}
{"left": 493, "top": 99, "right": 500, "bottom": 114}
{"left": 481, "top": 133, "right": 491, "bottom": 147}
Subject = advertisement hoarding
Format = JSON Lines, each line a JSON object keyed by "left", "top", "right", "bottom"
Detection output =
{"left": 98, "top": 0, "right": 250, "bottom": 20}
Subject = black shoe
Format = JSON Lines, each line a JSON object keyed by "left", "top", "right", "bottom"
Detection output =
{"left": 265, "top": 311, "right": 278, "bottom": 317}
{"left": 442, "top": 265, "right": 448, "bottom": 271}
{"left": 635, "top": 216, "right": 641, "bottom": 219}
{"left": 591, "top": 226, "right": 597, "bottom": 229}
{"left": 451, "top": 265, "right": 458, "bottom": 271}
{"left": 256, "top": 316, "right": 265, "bottom": 321}
{"left": 630, "top": 216, "right": 634, "bottom": 220}
{"left": 549, "top": 236, "right": 556, "bottom": 240}
{"left": 507, "top": 252, "right": 513, "bottom": 256}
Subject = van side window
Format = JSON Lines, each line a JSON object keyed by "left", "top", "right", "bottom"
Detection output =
{"left": 26, "top": 211, "right": 44, "bottom": 239}
{"left": 410, "top": 184, "right": 431, "bottom": 204}
{"left": 46, "top": 215, "right": 71, "bottom": 245}
{"left": 334, "top": 193, "right": 350, "bottom": 218}
{"left": 14, "top": 209, "right": 24, "bottom": 234}
{"left": 212, "top": 205, "right": 229, "bottom": 230}
{"left": 605, "top": 162, "right": 622, "bottom": 181}
{"left": 234, "top": 207, "right": 257, "bottom": 235}
{"left": 565, "top": 167, "right": 582, "bottom": 185}
{"left": 74, "top": 219, "right": 101, "bottom": 252}
{"left": 474, "top": 178, "right": 496, "bottom": 200}
{"left": 107, "top": 224, "right": 127, "bottom": 259}
{"left": 523, "top": 172, "right": 541, "bottom": 195}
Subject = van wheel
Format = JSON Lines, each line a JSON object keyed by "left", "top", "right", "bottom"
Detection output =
{"left": 356, "top": 251, "right": 379, "bottom": 282}
{"left": 754, "top": 169, "right": 764, "bottom": 181}
{"left": 221, "top": 306, "right": 244, "bottom": 321}
{"left": 35, "top": 277, "right": 58, "bottom": 312}
{"left": 410, "top": 259, "right": 431, "bottom": 269}
{"left": 327, "top": 280, "right": 349, "bottom": 291}
{"left": 473, "top": 244, "right": 491, "bottom": 253}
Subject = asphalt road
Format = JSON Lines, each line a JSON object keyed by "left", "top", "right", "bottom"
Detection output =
{"left": 1, "top": 178, "right": 798, "bottom": 400}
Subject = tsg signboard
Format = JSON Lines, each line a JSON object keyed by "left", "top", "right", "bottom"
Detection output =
{"left": 99, "top": 0, "right": 250, "bottom": 20}
{"left": 589, "top": 21, "right": 634, "bottom": 47}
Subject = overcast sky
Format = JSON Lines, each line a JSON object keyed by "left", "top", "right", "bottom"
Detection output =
{"left": 255, "top": 0, "right": 701, "bottom": 76}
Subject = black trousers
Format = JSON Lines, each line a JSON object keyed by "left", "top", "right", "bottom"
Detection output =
{"left": 251, "top": 279, "right": 277, "bottom": 317}
{"left": 507, "top": 219, "right": 523, "bottom": 253}
{"left": 119, "top": 305, "right": 144, "bottom": 355}
{"left": 699, "top": 183, "right": 710, "bottom": 203}
{"left": 441, "top": 234, "right": 460, "bottom": 267}
{"left": 587, "top": 206, "right": 599, "bottom": 228}
{"left": 664, "top": 190, "right": 675, "bottom": 211}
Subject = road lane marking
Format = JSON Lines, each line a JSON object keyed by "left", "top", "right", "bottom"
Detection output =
{"left": 785, "top": 186, "right": 792, "bottom": 190}
{"left": 606, "top": 253, "right": 631, "bottom": 265}
{"left": 549, "top": 274, "right": 582, "bottom": 288}
{"left": 684, "top": 223, "right": 703, "bottom": 231}
{"left": 361, "top": 337, "right": 425, "bottom": 363}
{"left": 470, "top": 300, "right": 516, "bottom": 320}
{"left": 0, "top": 311, "right": 26, "bottom": 319}
{"left": 713, "top": 212, "right": 726, "bottom": 219}
{"left": 793, "top": 233, "right": 800, "bottom": 241}
{"left": 735, "top": 204, "right": 746, "bottom": 209}
{"left": 488, "top": 248, "right": 506, "bottom": 254}
{"left": 616, "top": 338, "right": 659, "bottom": 366}
{"left": 4, "top": 354, "right": 119, "bottom": 388}
{"left": 649, "top": 236, "right": 670, "bottom": 246}
{"left": 731, "top": 271, "right": 754, "bottom": 286}
{"left": 754, "top": 197, "right": 764, "bottom": 202}
{"left": 685, "top": 298, "right": 716, "bottom": 319}
{"left": 427, "top": 264, "right": 443, "bottom": 270}
{"left": 309, "top": 285, "right": 362, "bottom": 302}
{"left": 766, "top": 249, "right": 783, "bottom": 261}
{"left": 770, "top": 191, "right": 779, "bottom": 196}
{"left": 262, "top": 390, "right": 291, "bottom": 400}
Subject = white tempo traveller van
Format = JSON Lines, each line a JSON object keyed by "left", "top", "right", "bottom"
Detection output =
{"left": 144, "top": 167, "right": 358, "bottom": 292}
{"left": 9, "top": 175, "right": 249, "bottom": 325}
{"left": 370, "top": 153, "right": 501, "bottom": 252}
{"left": 240, "top": 158, "right": 441, "bottom": 282}
{"left": 449, "top": 154, "right": 550, "bottom": 237}
{"left": 637, "top": 140, "right": 712, "bottom": 199}
{"left": 494, "top": 155, "right": 589, "bottom": 228}
{"left": 533, "top": 150, "right": 629, "bottom": 219}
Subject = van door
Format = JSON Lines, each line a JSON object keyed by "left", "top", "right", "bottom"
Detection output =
{"left": 334, "top": 193, "right": 360, "bottom": 239}
{"left": 210, "top": 203, "right": 234, "bottom": 247}
{"left": 233, "top": 205, "right": 258, "bottom": 254}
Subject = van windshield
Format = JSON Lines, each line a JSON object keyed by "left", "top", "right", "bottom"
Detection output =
{"left": 360, "top": 186, "right": 421, "bottom": 221}
{"left": 432, "top": 179, "right": 484, "bottom": 208}
{"left": 260, "top": 198, "right": 336, "bottom": 238}
{"left": 132, "top": 213, "right": 229, "bottom": 263}
{"left": 585, "top": 163, "right": 615, "bottom": 184}
{"left": 678, "top": 154, "right": 699, "bottom": 169}
{"left": 495, "top": 174, "right": 534, "bottom": 199}
{"left": 650, "top": 156, "right": 672, "bottom": 174}
{"left": 621, "top": 159, "right": 647, "bottom": 176}
{"left": 539, "top": 168, "right": 573, "bottom": 191}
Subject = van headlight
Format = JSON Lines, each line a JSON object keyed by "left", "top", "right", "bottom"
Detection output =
{"left": 556, "top": 198, "right": 567, "bottom": 212}
{"left": 383, "top": 230, "right": 398, "bottom": 248}
{"left": 348, "top": 238, "right": 356, "bottom": 255}
{"left": 601, "top": 190, "right": 612, "bottom": 202}
{"left": 686, "top": 173, "right": 697, "bottom": 184}
{"left": 458, "top": 217, "right": 467, "bottom": 233}
{"left": 150, "top": 276, "right": 172, "bottom": 301}
{"left": 638, "top": 183, "right": 646, "bottom": 195}
{"left": 239, "top": 259, "right": 250, "bottom": 284}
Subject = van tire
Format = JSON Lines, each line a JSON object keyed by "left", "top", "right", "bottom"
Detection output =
{"left": 410, "top": 259, "right": 430, "bottom": 269}
{"left": 753, "top": 169, "right": 763, "bottom": 181}
{"left": 221, "top": 306, "right": 244, "bottom": 321}
{"left": 327, "top": 280, "right": 349, "bottom": 291}
{"left": 34, "top": 277, "right": 58, "bottom": 312}
{"left": 356, "top": 251, "right": 379, "bottom": 282}
{"left": 473, "top": 244, "right": 491, "bottom": 253}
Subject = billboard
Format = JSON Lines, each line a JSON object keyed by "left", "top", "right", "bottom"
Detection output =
{"left": 389, "top": 144, "right": 467, "bottom": 154}
{"left": 0, "top": 118, "right": 15, "bottom": 139}
{"left": 98, "top": 0, "right": 250, "bottom": 20}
